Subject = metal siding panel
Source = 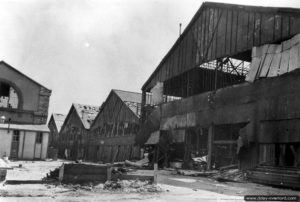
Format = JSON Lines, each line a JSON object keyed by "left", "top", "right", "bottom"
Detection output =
{"left": 200, "top": 12, "right": 205, "bottom": 62}
{"left": 194, "top": 17, "right": 201, "bottom": 65}
{"left": 274, "top": 15, "right": 282, "bottom": 41}
{"left": 290, "top": 16, "right": 300, "bottom": 36}
{"left": 254, "top": 13, "right": 261, "bottom": 46}
{"left": 212, "top": 8, "right": 218, "bottom": 59}
{"left": 231, "top": 10, "right": 237, "bottom": 54}
{"left": 261, "top": 14, "right": 275, "bottom": 44}
{"left": 236, "top": 11, "right": 243, "bottom": 52}
{"left": 226, "top": 9, "right": 232, "bottom": 54}
{"left": 182, "top": 37, "right": 188, "bottom": 72}
{"left": 282, "top": 15, "right": 290, "bottom": 39}
{"left": 190, "top": 25, "right": 196, "bottom": 69}
{"left": 248, "top": 12, "right": 255, "bottom": 48}
{"left": 207, "top": 8, "right": 214, "bottom": 61}
{"left": 203, "top": 9, "right": 209, "bottom": 63}
{"left": 174, "top": 48, "right": 179, "bottom": 77}
{"left": 243, "top": 12, "right": 250, "bottom": 51}
{"left": 186, "top": 31, "right": 193, "bottom": 69}
{"left": 217, "top": 9, "right": 226, "bottom": 58}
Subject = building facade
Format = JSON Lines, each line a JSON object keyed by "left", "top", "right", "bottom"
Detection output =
{"left": 0, "top": 124, "right": 49, "bottom": 160}
{"left": 0, "top": 61, "right": 51, "bottom": 124}
{"left": 59, "top": 103, "right": 100, "bottom": 160}
{"left": 139, "top": 2, "right": 300, "bottom": 174}
{"left": 88, "top": 90, "right": 141, "bottom": 163}
{"left": 0, "top": 61, "right": 51, "bottom": 159}
{"left": 48, "top": 113, "right": 66, "bottom": 148}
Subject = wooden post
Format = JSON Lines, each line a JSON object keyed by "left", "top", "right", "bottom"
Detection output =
{"left": 141, "top": 91, "right": 146, "bottom": 123}
{"left": 106, "top": 164, "right": 112, "bottom": 182}
{"left": 153, "top": 163, "right": 158, "bottom": 184}
{"left": 207, "top": 125, "right": 214, "bottom": 170}
{"left": 58, "top": 163, "right": 64, "bottom": 182}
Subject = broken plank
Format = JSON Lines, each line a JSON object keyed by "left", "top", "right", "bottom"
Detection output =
{"left": 259, "top": 52, "right": 273, "bottom": 77}
{"left": 290, "top": 33, "right": 300, "bottom": 47}
{"left": 282, "top": 38, "right": 292, "bottom": 51}
{"left": 288, "top": 44, "right": 299, "bottom": 72}
{"left": 279, "top": 49, "right": 290, "bottom": 75}
{"left": 251, "top": 46, "right": 263, "bottom": 58}
{"left": 256, "top": 45, "right": 269, "bottom": 78}
{"left": 259, "top": 44, "right": 275, "bottom": 77}
{"left": 268, "top": 45, "right": 282, "bottom": 77}
{"left": 245, "top": 57, "right": 261, "bottom": 82}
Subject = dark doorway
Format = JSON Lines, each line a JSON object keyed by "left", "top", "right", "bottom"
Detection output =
{"left": 10, "top": 130, "right": 20, "bottom": 159}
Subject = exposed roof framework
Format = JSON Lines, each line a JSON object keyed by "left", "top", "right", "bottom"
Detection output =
{"left": 142, "top": 2, "right": 300, "bottom": 92}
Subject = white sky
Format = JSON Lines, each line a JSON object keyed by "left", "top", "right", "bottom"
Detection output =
{"left": 0, "top": 0, "right": 299, "bottom": 118}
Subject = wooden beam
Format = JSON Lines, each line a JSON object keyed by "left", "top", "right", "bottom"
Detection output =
{"left": 213, "top": 140, "right": 237, "bottom": 144}
{"left": 207, "top": 125, "right": 214, "bottom": 170}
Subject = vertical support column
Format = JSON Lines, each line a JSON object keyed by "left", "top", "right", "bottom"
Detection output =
{"left": 141, "top": 91, "right": 146, "bottom": 123}
{"left": 58, "top": 163, "right": 64, "bottom": 182}
{"left": 207, "top": 124, "right": 214, "bottom": 170}
{"left": 153, "top": 163, "right": 158, "bottom": 184}
{"left": 107, "top": 164, "right": 112, "bottom": 182}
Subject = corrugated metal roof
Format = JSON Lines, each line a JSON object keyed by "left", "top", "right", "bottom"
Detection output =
{"left": 0, "top": 124, "right": 49, "bottom": 132}
{"left": 52, "top": 113, "right": 66, "bottom": 132}
{"left": 73, "top": 103, "right": 100, "bottom": 129}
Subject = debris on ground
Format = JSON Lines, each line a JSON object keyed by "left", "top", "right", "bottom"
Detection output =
{"left": 177, "top": 169, "right": 218, "bottom": 177}
{"left": 192, "top": 155, "right": 208, "bottom": 170}
{"left": 211, "top": 168, "right": 247, "bottom": 182}
{"left": 0, "top": 158, "right": 13, "bottom": 182}
{"left": 103, "top": 179, "right": 162, "bottom": 193}
{"left": 170, "top": 161, "right": 183, "bottom": 169}
{"left": 44, "top": 167, "right": 60, "bottom": 180}
{"left": 111, "top": 166, "right": 135, "bottom": 175}
{"left": 125, "top": 157, "right": 149, "bottom": 168}
{"left": 218, "top": 164, "right": 238, "bottom": 171}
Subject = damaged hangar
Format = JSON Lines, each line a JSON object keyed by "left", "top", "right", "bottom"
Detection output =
{"left": 137, "top": 2, "right": 300, "bottom": 185}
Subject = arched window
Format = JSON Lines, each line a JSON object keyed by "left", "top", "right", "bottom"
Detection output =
{"left": 0, "top": 82, "right": 19, "bottom": 109}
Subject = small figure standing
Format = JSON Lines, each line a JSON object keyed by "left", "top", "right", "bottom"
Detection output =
{"left": 64, "top": 148, "right": 69, "bottom": 160}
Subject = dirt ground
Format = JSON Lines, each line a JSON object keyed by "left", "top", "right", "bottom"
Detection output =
{"left": 0, "top": 160, "right": 299, "bottom": 202}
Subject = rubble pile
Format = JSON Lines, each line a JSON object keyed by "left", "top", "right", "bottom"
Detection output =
{"left": 44, "top": 167, "right": 60, "bottom": 180}
{"left": 211, "top": 169, "right": 247, "bottom": 182}
{"left": 177, "top": 169, "right": 218, "bottom": 177}
{"left": 111, "top": 167, "right": 133, "bottom": 175}
{"left": 104, "top": 179, "right": 162, "bottom": 193}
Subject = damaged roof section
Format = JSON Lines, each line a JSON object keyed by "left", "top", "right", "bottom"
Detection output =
{"left": 142, "top": 2, "right": 300, "bottom": 92}
{"left": 113, "top": 89, "right": 142, "bottom": 118}
{"left": 246, "top": 33, "right": 300, "bottom": 82}
{"left": 51, "top": 113, "right": 66, "bottom": 133}
{"left": 73, "top": 103, "right": 100, "bottom": 129}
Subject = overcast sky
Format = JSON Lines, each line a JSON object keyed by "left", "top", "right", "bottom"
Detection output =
{"left": 0, "top": 0, "right": 299, "bottom": 119}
